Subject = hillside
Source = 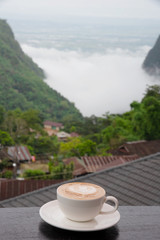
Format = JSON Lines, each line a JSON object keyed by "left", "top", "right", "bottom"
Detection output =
{"left": 142, "top": 35, "right": 160, "bottom": 76}
{"left": 0, "top": 19, "right": 82, "bottom": 121}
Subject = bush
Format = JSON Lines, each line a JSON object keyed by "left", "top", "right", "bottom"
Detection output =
{"left": 1, "top": 170, "right": 13, "bottom": 178}
{"left": 23, "top": 169, "right": 45, "bottom": 179}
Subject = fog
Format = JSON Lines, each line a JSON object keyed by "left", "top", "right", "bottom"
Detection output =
{"left": 0, "top": 0, "right": 160, "bottom": 20}
{"left": 21, "top": 44, "right": 157, "bottom": 117}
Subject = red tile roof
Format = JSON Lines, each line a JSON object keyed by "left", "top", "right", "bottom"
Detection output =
{"left": 43, "top": 121, "right": 63, "bottom": 128}
{"left": 64, "top": 155, "right": 138, "bottom": 175}
{"left": 70, "top": 132, "right": 79, "bottom": 137}
{"left": 81, "top": 155, "right": 138, "bottom": 173}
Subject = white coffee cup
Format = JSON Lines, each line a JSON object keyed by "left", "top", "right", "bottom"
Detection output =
{"left": 57, "top": 182, "right": 118, "bottom": 222}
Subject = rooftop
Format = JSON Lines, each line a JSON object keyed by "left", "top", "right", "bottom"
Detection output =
{"left": 8, "top": 146, "right": 32, "bottom": 162}
{"left": 0, "top": 152, "right": 159, "bottom": 208}
{"left": 109, "top": 140, "right": 160, "bottom": 157}
{"left": 43, "top": 121, "right": 63, "bottom": 128}
{"left": 81, "top": 154, "right": 138, "bottom": 173}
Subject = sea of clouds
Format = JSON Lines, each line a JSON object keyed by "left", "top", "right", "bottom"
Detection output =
{"left": 22, "top": 44, "right": 157, "bottom": 117}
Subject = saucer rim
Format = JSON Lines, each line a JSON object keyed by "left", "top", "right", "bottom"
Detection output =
{"left": 39, "top": 200, "right": 120, "bottom": 232}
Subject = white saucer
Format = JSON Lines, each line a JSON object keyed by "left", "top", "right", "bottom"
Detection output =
{"left": 39, "top": 200, "right": 120, "bottom": 232}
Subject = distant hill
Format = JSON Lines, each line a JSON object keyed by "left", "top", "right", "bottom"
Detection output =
{"left": 142, "top": 35, "right": 160, "bottom": 76}
{"left": 0, "top": 19, "right": 83, "bottom": 121}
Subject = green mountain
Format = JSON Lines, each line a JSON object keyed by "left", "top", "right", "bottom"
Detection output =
{"left": 142, "top": 35, "right": 160, "bottom": 76}
{"left": 0, "top": 19, "right": 83, "bottom": 121}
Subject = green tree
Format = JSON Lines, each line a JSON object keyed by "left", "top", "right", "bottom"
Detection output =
{"left": 142, "top": 96, "right": 160, "bottom": 140}
{"left": 102, "top": 116, "right": 139, "bottom": 149}
{"left": 59, "top": 137, "right": 97, "bottom": 157}
{"left": 0, "top": 130, "right": 14, "bottom": 146}
{"left": 27, "top": 135, "right": 59, "bottom": 155}
{"left": 0, "top": 105, "right": 5, "bottom": 125}
{"left": 21, "top": 109, "right": 43, "bottom": 130}
{"left": 143, "top": 85, "right": 160, "bottom": 100}
{"left": 49, "top": 160, "right": 74, "bottom": 180}
{"left": 1, "top": 109, "right": 29, "bottom": 142}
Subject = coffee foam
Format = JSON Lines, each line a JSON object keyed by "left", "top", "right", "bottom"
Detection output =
{"left": 57, "top": 182, "right": 105, "bottom": 200}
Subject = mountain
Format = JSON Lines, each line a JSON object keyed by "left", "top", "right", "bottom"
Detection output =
{"left": 142, "top": 35, "right": 160, "bottom": 76}
{"left": 0, "top": 19, "right": 83, "bottom": 121}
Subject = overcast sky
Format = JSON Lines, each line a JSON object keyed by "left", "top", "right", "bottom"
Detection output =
{"left": 0, "top": 0, "right": 160, "bottom": 20}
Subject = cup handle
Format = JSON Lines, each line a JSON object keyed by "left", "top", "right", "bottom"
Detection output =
{"left": 101, "top": 196, "right": 119, "bottom": 214}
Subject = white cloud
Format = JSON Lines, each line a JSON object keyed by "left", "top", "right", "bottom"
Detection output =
{"left": 21, "top": 44, "right": 156, "bottom": 116}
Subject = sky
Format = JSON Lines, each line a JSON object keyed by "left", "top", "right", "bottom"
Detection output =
{"left": 0, "top": 0, "right": 160, "bottom": 20}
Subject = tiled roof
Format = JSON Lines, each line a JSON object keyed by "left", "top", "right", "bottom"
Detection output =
{"left": 63, "top": 157, "right": 87, "bottom": 176}
{"left": 81, "top": 155, "right": 138, "bottom": 172}
{"left": 43, "top": 121, "right": 63, "bottom": 128}
{"left": 109, "top": 140, "right": 160, "bottom": 157}
{"left": 70, "top": 132, "right": 79, "bottom": 137}
{"left": 0, "top": 153, "right": 160, "bottom": 207}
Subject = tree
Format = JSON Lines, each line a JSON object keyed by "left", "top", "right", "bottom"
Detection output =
{"left": 48, "top": 156, "right": 74, "bottom": 180}
{"left": 102, "top": 116, "right": 139, "bottom": 149}
{"left": 0, "top": 130, "right": 14, "bottom": 146}
{"left": 60, "top": 138, "right": 81, "bottom": 157}
{"left": 142, "top": 96, "right": 160, "bottom": 140}
{"left": 0, "top": 105, "right": 5, "bottom": 125}
{"left": 21, "top": 109, "right": 43, "bottom": 130}
{"left": 1, "top": 109, "right": 29, "bottom": 142}
{"left": 27, "top": 135, "right": 59, "bottom": 155}
{"left": 59, "top": 137, "right": 97, "bottom": 157}
{"left": 143, "top": 85, "right": 160, "bottom": 100}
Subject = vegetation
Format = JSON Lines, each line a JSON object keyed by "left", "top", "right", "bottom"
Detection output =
{"left": 23, "top": 158, "right": 74, "bottom": 180}
{"left": 0, "top": 19, "right": 82, "bottom": 122}
{"left": 48, "top": 156, "right": 74, "bottom": 180}
{"left": 1, "top": 85, "right": 160, "bottom": 157}
{"left": 0, "top": 158, "right": 12, "bottom": 178}
{"left": 23, "top": 169, "right": 45, "bottom": 179}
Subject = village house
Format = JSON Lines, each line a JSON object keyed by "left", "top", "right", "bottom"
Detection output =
{"left": 43, "top": 120, "right": 64, "bottom": 136}
{"left": 56, "top": 131, "right": 71, "bottom": 141}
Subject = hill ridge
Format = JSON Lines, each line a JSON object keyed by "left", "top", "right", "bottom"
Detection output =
{"left": 0, "top": 19, "right": 82, "bottom": 121}
{"left": 142, "top": 35, "right": 160, "bottom": 76}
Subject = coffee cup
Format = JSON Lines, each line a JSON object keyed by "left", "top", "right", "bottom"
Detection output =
{"left": 57, "top": 182, "right": 118, "bottom": 222}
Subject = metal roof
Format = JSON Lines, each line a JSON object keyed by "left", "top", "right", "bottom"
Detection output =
{"left": 7, "top": 146, "right": 32, "bottom": 162}
{"left": 0, "top": 153, "right": 160, "bottom": 207}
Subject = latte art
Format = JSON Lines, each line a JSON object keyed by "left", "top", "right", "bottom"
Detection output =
{"left": 57, "top": 182, "right": 105, "bottom": 200}
{"left": 68, "top": 184, "right": 96, "bottom": 195}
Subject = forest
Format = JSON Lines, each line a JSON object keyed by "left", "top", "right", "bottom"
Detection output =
{"left": 1, "top": 84, "right": 160, "bottom": 159}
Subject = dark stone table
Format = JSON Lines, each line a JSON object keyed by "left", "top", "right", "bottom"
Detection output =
{"left": 0, "top": 206, "right": 159, "bottom": 240}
